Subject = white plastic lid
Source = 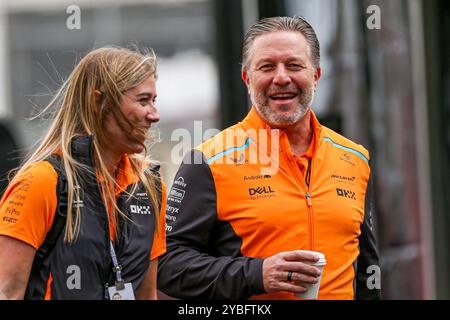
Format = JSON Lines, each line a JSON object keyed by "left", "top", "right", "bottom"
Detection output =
{"left": 311, "top": 251, "right": 326, "bottom": 265}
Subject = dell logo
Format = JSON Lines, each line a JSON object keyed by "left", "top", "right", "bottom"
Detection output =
{"left": 248, "top": 186, "right": 275, "bottom": 196}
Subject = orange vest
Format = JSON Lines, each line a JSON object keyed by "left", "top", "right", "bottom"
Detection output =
{"left": 159, "top": 107, "right": 379, "bottom": 300}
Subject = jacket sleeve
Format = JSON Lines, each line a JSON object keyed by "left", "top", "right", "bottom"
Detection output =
{"left": 356, "top": 171, "right": 382, "bottom": 299}
{"left": 157, "top": 150, "right": 265, "bottom": 299}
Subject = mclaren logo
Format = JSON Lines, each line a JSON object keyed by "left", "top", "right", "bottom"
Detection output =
{"left": 331, "top": 174, "right": 355, "bottom": 182}
{"left": 136, "top": 192, "right": 148, "bottom": 200}
{"left": 331, "top": 174, "right": 356, "bottom": 185}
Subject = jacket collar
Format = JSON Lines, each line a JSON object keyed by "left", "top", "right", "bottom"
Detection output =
{"left": 240, "top": 106, "right": 323, "bottom": 154}
{"left": 70, "top": 135, "right": 139, "bottom": 192}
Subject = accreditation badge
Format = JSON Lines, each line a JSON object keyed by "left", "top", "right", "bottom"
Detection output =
{"left": 107, "top": 282, "right": 135, "bottom": 300}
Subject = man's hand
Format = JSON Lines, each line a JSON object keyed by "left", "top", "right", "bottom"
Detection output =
{"left": 262, "top": 250, "right": 321, "bottom": 294}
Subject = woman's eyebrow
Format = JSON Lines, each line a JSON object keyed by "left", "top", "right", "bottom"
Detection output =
{"left": 135, "top": 92, "right": 152, "bottom": 98}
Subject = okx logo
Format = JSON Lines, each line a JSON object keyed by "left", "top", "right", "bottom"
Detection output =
{"left": 249, "top": 186, "right": 275, "bottom": 196}
{"left": 130, "top": 205, "right": 152, "bottom": 215}
{"left": 336, "top": 188, "right": 356, "bottom": 200}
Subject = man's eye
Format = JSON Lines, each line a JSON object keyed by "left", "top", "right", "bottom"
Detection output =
{"left": 288, "top": 64, "right": 302, "bottom": 69}
{"left": 259, "top": 64, "right": 274, "bottom": 71}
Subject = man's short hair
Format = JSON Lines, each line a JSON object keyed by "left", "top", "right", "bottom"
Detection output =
{"left": 242, "top": 16, "right": 320, "bottom": 71}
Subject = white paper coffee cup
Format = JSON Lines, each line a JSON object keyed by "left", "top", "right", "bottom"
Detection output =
{"left": 294, "top": 251, "right": 326, "bottom": 299}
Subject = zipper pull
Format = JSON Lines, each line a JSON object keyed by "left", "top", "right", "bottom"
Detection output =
{"left": 105, "top": 283, "right": 110, "bottom": 299}
{"left": 306, "top": 192, "right": 312, "bottom": 206}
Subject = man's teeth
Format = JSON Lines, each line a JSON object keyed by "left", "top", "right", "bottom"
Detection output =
{"left": 271, "top": 93, "right": 295, "bottom": 99}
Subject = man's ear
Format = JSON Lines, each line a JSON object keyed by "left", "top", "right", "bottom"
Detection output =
{"left": 314, "top": 68, "right": 321, "bottom": 89}
{"left": 242, "top": 69, "right": 251, "bottom": 94}
{"left": 314, "top": 68, "right": 321, "bottom": 81}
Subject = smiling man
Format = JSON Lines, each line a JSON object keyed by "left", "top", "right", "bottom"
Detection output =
{"left": 158, "top": 16, "right": 381, "bottom": 300}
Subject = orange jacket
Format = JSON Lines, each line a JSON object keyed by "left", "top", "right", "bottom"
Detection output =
{"left": 158, "top": 107, "right": 380, "bottom": 300}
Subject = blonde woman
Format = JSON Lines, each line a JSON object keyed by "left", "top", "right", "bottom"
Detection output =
{"left": 0, "top": 47, "right": 166, "bottom": 300}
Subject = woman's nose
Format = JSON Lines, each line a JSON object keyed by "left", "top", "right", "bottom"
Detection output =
{"left": 146, "top": 106, "right": 160, "bottom": 123}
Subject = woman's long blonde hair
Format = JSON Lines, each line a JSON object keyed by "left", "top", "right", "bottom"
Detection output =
{"left": 13, "top": 47, "right": 161, "bottom": 243}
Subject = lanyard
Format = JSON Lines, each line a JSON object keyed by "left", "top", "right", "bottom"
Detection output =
{"left": 108, "top": 239, "right": 135, "bottom": 300}
{"left": 109, "top": 240, "right": 125, "bottom": 289}
{"left": 101, "top": 177, "right": 126, "bottom": 290}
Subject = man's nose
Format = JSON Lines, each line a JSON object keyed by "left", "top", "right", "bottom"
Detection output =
{"left": 272, "top": 65, "right": 291, "bottom": 86}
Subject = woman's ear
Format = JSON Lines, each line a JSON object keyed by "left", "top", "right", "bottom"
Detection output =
{"left": 94, "top": 90, "right": 102, "bottom": 113}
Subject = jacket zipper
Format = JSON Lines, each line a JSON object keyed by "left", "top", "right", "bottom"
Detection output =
{"left": 98, "top": 183, "right": 114, "bottom": 298}
{"left": 305, "top": 159, "right": 314, "bottom": 250}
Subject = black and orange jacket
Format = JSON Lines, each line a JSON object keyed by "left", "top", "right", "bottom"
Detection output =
{"left": 158, "top": 107, "right": 380, "bottom": 300}
{"left": 0, "top": 136, "right": 166, "bottom": 299}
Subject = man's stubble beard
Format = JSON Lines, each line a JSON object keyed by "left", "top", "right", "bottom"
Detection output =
{"left": 250, "top": 83, "right": 315, "bottom": 128}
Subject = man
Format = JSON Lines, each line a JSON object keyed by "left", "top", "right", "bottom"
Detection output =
{"left": 158, "top": 16, "right": 381, "bottom": 300}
